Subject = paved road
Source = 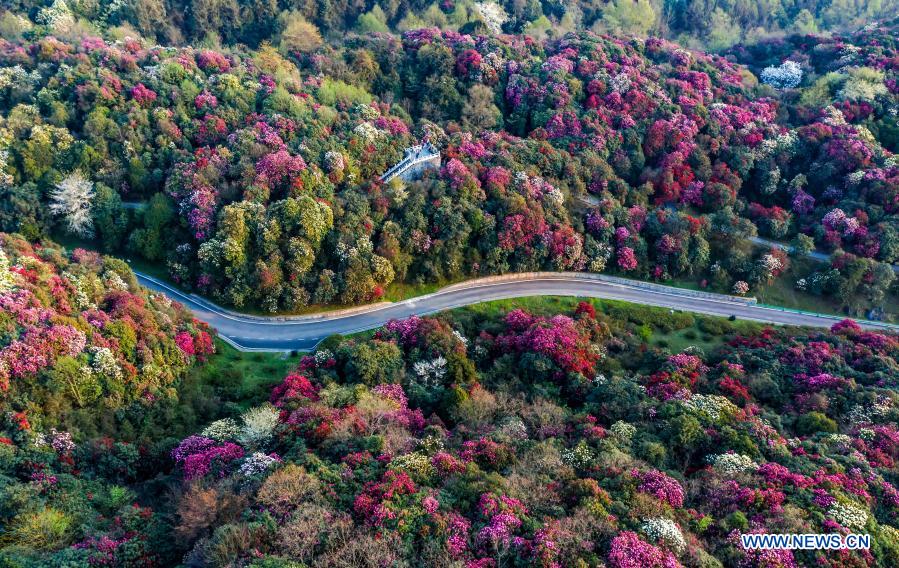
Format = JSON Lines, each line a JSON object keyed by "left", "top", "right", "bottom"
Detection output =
{"left": 134, "top": 271, "right": 898, "bottom": 352}
{"left": 748, "top": 236, "right": 831, "bottom": 263}
{"left": 749, "top": 236, "right": 899, "bottom": 274}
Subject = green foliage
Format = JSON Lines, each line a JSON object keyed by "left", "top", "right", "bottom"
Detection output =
{"left": 706, "top": 8, "right": 742, "bottom": 52}
{"left": 595, "top": 0, "right": 656, "bottom": 36}
{"left": 791, "top": 9, "right": 818, "bottom": 34}
{"left": 278, "top": 12, "right": 322, "bottom": 55}
{"left": 790, "top": 234, "right": 816, "bottom": 256}
{"left": 92, "top": 184, "right": 128, "bottom": 252}
{"left": 316, "top": 79, "right": 374, "bottom": 106}
{"left": 7, "top": 508, "right": 72, "bottom": 550}
{"left": 129, "top": 195, "right": 174, "bottom": 262}
{"left": 794, "top": 411, "right": 838, "bottom": 435}
{"left": 839, "top": 67, "right": 889, "bottom": 102}
{"left": 356, "top": 6, "right": 389, "bottom": 33}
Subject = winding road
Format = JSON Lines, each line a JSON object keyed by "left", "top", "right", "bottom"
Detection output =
{"left": 134, "top": 271, "right": 899, "bottom": 352}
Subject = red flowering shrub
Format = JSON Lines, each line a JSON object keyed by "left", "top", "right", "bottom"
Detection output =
{"left": 497, "top": 309, "right": 601, "bottom": 376}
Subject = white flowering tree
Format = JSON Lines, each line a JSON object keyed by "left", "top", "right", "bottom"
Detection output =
{"left": 474, "top": 2, "right": 508, "bottom": 34}
{"left": 641, "top": 518, "right": 686, "bottom": 554}
{"left": 201, "top": 418, "right": 241, "bottom": 442}
{"left": 760, "top": 61, "right": 803, "bottom": 89}
{"left": 238, "top": 405, "right": 281, "bottom": 448}
{"left": 0, "top": 247, "right": 17, "bottom": 294}
{"left": 49, "top": 172, "right": 95, "bottom": 238}
{"left": 239, "top": 452, "right": 280, "bottom": 477}
{"left": 91, "top": 347, "right": 123, "bottom": 383}
{"left": 36, "top": 0, "right": 75, "bottom": 32}
{"left": 828, "top": 502, "right": 869, "bottom": 530}
{"left": 707, "top": 452, "right": 758, "bottom": 476}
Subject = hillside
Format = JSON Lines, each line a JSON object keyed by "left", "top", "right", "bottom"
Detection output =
{"left": 4, "top": 0, "right": 897, "bottom": 52}
{"left": 3, "top": 278, "right": 899, "bottom": 565}
{"left": 0, "top": 22, "right": 897, "bottom": 317}
{"left": 2, "top": 5, "right": 899, "bottom": 568}
{"left": 0, "top": 232, "right": 217, "bottom": 565}
{"left": 154, "top": 303, "right": 899, "bottom": 566}
{"left": 0, "top": 233, "right": 214, "bottom": 435}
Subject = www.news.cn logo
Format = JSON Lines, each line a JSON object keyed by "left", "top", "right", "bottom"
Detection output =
{"left": 741, "top": 533, "right": 870, "bottom": 550}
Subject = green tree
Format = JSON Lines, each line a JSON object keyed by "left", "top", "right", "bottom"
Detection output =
{"left": 879, "top": 224, "right": 899, "bottom": 264}
{"left": 279, "top": 12, "right": 323, "bottom": 55}
{"left": 356, "top": 5, "right": 389, "bottom": 33}
{"left": 666, "top": 413, "right": 704, "bottom": 456}
{"left": 706, "top": 8, "right": 741, "bottom": 51}
{"left": 186, "top": 0, "right": 240, "bottom": 43}
{"left": 791, "top": 9, "right": 818, "bottom": 34}
{"left": 123, "top": 0, "right": 173, "bottom": 42}
{"left": 92, "top": 184, "right": 128, "bottom": 251}
{"left": 595, "top": 0, "right": 656, "bottom": 36}
{"left": 799, "top": 73, "right": 844, "bottom": 107}
{"left": 838, "top": 67, "right": 888, "bottom": 102}
{"left": 795, "top": 411, "right": 837, "bottom": 435}
{"left": 129, "top": 193, "right": 174, "bottom": 262}
{"left": 346, "top": 340, "right": 404, "bottom": 385}
{"left": 0, "top": 182, "right": 45, "bottom": 240}
{"left": 48, "top": 356, "right": 102, "bottom": 407}
{"left": 313, "top": 269, "right": 337, "bottom": 304}
{"left": 461, "top": 84, "right": 502, "bottom": 131}
{"left": 790, "top": 234, "right": 815, "bottom": 258}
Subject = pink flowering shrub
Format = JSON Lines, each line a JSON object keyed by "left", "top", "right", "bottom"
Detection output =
{"left": 130, "top": 83, "right": 157, "bottom": 106}
{"left": 617, "top": 247, "right": 638, "bottom": 271}
{"left": 353, "top": 470, "right": 418, "bottom": 527}
{"left": 608, "top": 531, "right": 681, "bottom": 568}
{"left": 270, "top": 372, "right": 320, "bottom": 406}
{"left": 633, "top": 469, "right": 685, "bottom": 507}
{"left": 171, "top": 435, "right": 244, "bottom": 480}
{"left": 496, "top": 309, "right": 603, "bottom": 376}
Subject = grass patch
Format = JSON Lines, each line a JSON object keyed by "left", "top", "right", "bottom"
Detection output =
{"left": 652, "top": 315, "right": 763, "bottom": 353}
{"left": 191, "top": 339, "right": 302, "bottom": 409}
{"left": 450, "top": 296, "right": 585, "bottom": 319}
{"left": 117, "top": 340, "right": 302, "bottom": 443}
{"left": 436, "top": 296, "right": 765, "bottom": 353}
{"left": 751, "top": 256, "right": 865, "bottom": 316}
{"left": 663, "top": 261, "right": 896, "bottom": 322}
{"left": 121, "top": 254, "right": 172, "bottom": 282}
{"left": 383, "top": 279, "right": 450, "bottom": 302}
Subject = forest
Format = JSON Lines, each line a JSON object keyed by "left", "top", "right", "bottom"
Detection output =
{"left": 0, "top": 5, "right": 897, "bottom": 317}
{"left": 2, "top": 244, "right": 899, "bottom": 565}
{"left": 0, "top": 2, "right": 898, "bottom": 566}
{"left": 4, "top": 0, "right": 898, "bottom": 49}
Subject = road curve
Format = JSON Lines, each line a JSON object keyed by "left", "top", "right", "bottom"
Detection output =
{"left": 134, "top": 271, "right": 899, "bottom": 352}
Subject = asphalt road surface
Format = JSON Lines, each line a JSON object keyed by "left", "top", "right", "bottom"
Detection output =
{"left": 134, "top": 272, "right": 898, "bottom": 352}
